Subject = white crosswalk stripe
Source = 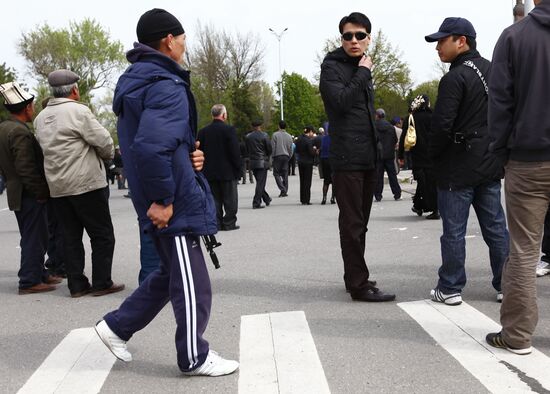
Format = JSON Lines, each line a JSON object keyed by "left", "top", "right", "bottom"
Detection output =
{"left": 17, "top": 328, "right": 116, "bottom": 394}
{"left": 239, "top": 311, "right": 330, "bottom": 394}
{"left": 399, "top": 300, "right": 550, "bottom": 393}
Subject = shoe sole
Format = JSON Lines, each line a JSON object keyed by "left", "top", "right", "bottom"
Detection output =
{"left": 94, "top": 322, "right": 131, "bottom": 362}
{"left": 18, "top": 286, "right": 56, "bottom": 295}
{"left": 536, "top": 269, "right": 550, "bottom": 277}
{"left": 91, "top": 285, "right": 125, "bottom": 297}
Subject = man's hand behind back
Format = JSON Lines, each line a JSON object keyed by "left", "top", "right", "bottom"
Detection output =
{"left": 147, "top": 202, "right": 173, "bottom": 229}
{"left": 190, "top": 141, "right": 205, "bottom": 171}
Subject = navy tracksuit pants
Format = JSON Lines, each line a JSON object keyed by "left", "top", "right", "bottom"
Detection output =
{"left": 104, "top": 234, "right": 212, "bottom": 372}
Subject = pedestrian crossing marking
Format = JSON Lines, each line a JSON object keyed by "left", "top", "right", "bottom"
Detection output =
{"left": 239, "top": 310, "right": 330, "bottom": 394}
{"left": 17, "top": 328, "right": 116, "bottom": 394}
{"left": 398, "top": 300, "right": 550, "bottom": 393}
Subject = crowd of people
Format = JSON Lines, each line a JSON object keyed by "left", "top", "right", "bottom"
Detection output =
{"left": 1, "top": 0, "right": 550, "bottom": 379}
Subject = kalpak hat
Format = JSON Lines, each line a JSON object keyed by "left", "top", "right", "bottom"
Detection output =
{"left": 0, "top": 82, "right": 34, "bottom": 112}
{"left": 137, "top": 8, "right": 184, "bottom": 43}
{"left": 425, "top": 17, "right": 476, "bottom": 42}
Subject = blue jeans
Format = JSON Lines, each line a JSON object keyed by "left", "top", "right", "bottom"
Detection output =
{"left": 436, "top": 181, "right": 509, "bottom": 293}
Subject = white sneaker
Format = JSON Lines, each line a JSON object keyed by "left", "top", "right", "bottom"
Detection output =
{"left": 496, "top": 292, "right": 503, "bottom": 303}
{"left": 536, "top": 260, "right": 550, "bottom": 277}
{"left": 94, "top": 320, "right": 132, "bottom": 362}
{"left": 182, "top": 350, "right": 239, "bottom": 377}
{"left": 430, "top": 288, "right": 462, "bottom": 305}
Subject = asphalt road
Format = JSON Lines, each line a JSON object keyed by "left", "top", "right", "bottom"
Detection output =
{"left": 3, "top": 170, "right": 550, "bottom": 393}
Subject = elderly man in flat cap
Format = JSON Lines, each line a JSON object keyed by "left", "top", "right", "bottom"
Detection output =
{"left": 34, "top": 69, "right": 124, "bottom": 298}
{"left": 0, "top": 82, "right": 61, "bottom": 294}
{"left": 93, "top": 8, "right": 239, "bottom": 377}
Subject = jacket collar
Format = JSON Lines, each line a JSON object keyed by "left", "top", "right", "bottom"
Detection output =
{"left": 126, "top": 42, "right": 190, "bottom": 84}
{"left": 450, "top": 49, "right": 481, "bottom": 70}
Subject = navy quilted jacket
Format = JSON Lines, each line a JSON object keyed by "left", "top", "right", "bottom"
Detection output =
{"left": 112, "top": 43, "right": 217, "bottom": 236}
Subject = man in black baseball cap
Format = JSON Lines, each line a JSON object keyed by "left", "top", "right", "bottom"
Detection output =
{"left": 425, "top": 17, "right": 476, "bottom": 42}
{"left": 425, "top": 17, "right": 508, "bottom": 308}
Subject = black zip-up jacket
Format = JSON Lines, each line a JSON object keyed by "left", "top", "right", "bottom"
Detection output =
{"left": 319, "top": 47, "right": 377, "bottom": 171}
{"left": 489, "top": 1, "right": 550, "bottom": 162}
{"left": 429, "top": 50, "right": 502, "bottom": 190}
{"left": 375, "top": 119, "right": 397, "bottom": 160}
{"left": 295, "top": 134, "right": 316, "bottom": 165}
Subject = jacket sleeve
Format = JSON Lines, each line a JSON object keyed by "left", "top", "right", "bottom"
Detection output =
{"left": 264, "top": 133, "right": 272, "bottom": 157}
{"left": 131, "top": 80, "right": 192, "bottom": 206}
{"left": 488, "top": 31, "right": 514, "bottom": 161}
{"left": 320, "top": 62, "right": 372, "bottom": 114}
{"left": 429, "top": 73, "right": 463, "bottom": 160}
{"left": 9, "top": 129, "right": 49, "bottom": 200}
{"left": 79, "top": 106, "right": 114, "bottom": 160}
{"left": 227, "top": 126, "right": 242, "bottom": 173}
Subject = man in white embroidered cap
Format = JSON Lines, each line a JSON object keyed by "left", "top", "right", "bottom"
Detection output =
{"left": 0, "top": 82, "right": 62, "bottom": 294}
{"left": 34, "top": 69, "right": 125, "bottom": 298}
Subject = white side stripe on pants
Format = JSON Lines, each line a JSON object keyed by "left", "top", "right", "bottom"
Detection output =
{"left": 175, "top": 236, "right": 199, "bottom": 369}
{"left": 181, "top": 235, "right": 199, "bottom": 367}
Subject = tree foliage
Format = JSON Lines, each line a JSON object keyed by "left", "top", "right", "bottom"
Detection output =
{"left": 189, "top": 23, "right": 265, "bottom": 132}
{"left": 273, "top": 72, "right": 325, "bottom": 135}
{"left": 408, "top": 79, "right": 440, "bottom": 109}
{"left": 17, "top": 19, "right": 126, "bottom": 104}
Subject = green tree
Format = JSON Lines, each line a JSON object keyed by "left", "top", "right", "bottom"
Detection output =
{"left": 17, "top": 19, "right": 126, "bottom": 104}
{"left": 95, "top": 91, "right": 118, "bottom": 145}
{"left": 374, "top": 88, "right": 409, "bottom": 119}
{"left": 0, "top": 63, "right": 18, "bottom": 121}
{"left": 274, "top": 72, "right": 325, "bottom": 135}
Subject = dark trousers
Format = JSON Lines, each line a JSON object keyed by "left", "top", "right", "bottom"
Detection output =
{"left": 288, "top": 154, "right": 296, "bottom": 175}
{"left": 273, "top": 155, "right": 290, "bottom": 194}
{"left": 241, "top": 158, "right": 253, "bottom": 184}
{"left": 208, "top": 180, "right": 238, "bottom": 229}
{"left": 298, "top": 162, "right": 313, "bottom": 204}
{"left": 375, "top": 158, "right": 401, "bottom": 200}
{"left": 104, "top": 234, "right": 211, "bottom": 372}
{"left": 333, "top": 170, "right": 377, "bottom": 292}
{"left": 45, "top": 200, "right": 65, "bottom": 276}
{"left": 53, "top": 187, "right": 115, "bottom": 293}
{"left": 252, "top": 168, "right": 271, "bottom": 207}
{"left": 138, "top": 221, "right": 160, "bottom": 285}
{"left": 14, "top": 197, "right": 48, "bottom": 288}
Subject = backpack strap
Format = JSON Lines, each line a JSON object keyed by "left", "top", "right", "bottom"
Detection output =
{"left": 462, "top": 60, "right": 488, "bottom": 96}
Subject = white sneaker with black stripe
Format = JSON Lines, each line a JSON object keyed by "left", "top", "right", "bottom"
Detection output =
{"left": 430, "top": 288, "right": 462, "bottom": 306}
{"left": 182, "top": 350, "right": 239, "bottom": 377}
{"left": 536, "top": 260, "right": 550, "bottom": 277}
{"left": 94, "top": 320, "right": 132, "bottom": 362}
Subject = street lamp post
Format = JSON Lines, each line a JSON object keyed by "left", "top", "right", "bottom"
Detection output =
{"left": 269, "top": 27, "right": 288, "bottom": 121}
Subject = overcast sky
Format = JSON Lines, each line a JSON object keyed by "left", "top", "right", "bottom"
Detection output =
{"left": 1, "top": 0, "right": 517, "bottom": 94}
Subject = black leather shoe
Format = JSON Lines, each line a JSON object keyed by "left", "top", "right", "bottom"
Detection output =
{"left": 345, "top": 280, "right": 377, "bottom": 293}
{"left": 426, "top": 212, "right": 440, "bottom": 220}
{"left": 265, "top": 199, "right": 272, "bottom": 206}
{"left": 252, "top": 205, "right": 265, "bottom": 209}
{"left": 222, "top": 225, "right": 240, "bottom": 231}
{"left": 350, "top": 286, "right": 396, "bottom": 302}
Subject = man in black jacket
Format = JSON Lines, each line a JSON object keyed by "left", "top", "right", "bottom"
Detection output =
{"left": 245, "top": 120, "right": 272, "bottom": 209}
{"left": 295, "top": 126, "right": 317, "bottom": 205}
{"left": 374, "top": 108, "right": 401, "bottom": 202}
{"left": 320, "top": 12, "right": 395, "bottom": 302}
{"left": 197, "top": 104, "right": 241, "bottom": 230}
{"left": 425, "top": 17, "right": 508, "bottom": 307}
{"left": 485, "top": 0, "right": 550, "bottom": 356}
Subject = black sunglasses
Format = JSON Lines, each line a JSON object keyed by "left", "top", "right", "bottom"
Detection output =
{"left": 342, "top": 31, "right": 369, "bottom": 41}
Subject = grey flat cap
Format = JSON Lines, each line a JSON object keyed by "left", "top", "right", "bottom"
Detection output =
{"left": 48, "top": 69, "right": 80, "bottom": 87}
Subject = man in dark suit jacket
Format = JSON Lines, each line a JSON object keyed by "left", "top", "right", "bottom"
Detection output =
{"left": 197, "top": 104, "right": 241, "bottom": 230}
{"left": 245, "top": 120, "right": 272, "bottom": 209}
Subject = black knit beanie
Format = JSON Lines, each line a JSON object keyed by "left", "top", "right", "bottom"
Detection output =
{"left": 136, "top": 8, "right": 185, "bottom": 43}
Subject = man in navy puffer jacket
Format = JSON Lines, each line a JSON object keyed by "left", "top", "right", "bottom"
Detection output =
{"left": 94, "top": 9, "right": 239, "bottom": 377}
